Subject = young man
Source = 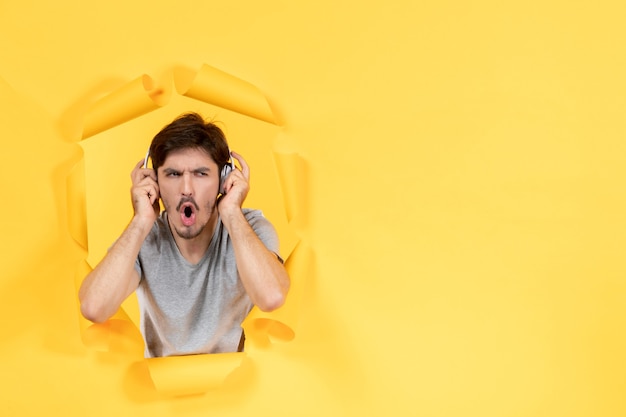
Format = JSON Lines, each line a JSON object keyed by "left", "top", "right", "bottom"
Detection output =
{"left": 79, "top": 112, "right": 290, "bottom": 357}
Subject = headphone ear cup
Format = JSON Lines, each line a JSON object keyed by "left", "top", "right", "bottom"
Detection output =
{"left": 219, "top": 164, "right": 233, "bottom": 194}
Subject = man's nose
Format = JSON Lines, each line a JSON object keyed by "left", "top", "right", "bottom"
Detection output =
{"left": 181, "top": 172, "right": 193, "bottom": 195}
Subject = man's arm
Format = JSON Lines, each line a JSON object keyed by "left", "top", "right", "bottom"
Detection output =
{"left": 79, "top": 159, "right": 160, "bottom": 323}
{"left": 78, "top": 217, "right": 150, "bottom": 322}
{"left": 219, "top": 152, "right": 290, "bottom": 312}
{"left": 221, "top": 210, "right": 290, "bottom": 311}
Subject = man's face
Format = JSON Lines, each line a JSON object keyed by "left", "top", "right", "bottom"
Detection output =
{"left": 157, "top": 147, "right": 220, "bottom": 240}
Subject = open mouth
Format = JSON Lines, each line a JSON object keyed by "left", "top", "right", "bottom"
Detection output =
{"left": 180, "top": 203, "right": 196, "bottom": 226}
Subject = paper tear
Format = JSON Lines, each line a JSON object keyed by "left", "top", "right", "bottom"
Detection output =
{"left": 73, "top": 63, "right": 303, "bottom": 394}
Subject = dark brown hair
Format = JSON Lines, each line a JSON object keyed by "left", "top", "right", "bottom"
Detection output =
{"left": 149, "top": 112, "right": 229, "bottom": 171}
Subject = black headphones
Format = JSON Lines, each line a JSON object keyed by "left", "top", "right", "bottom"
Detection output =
{"left": 219, "top": 150, "right": 234, "bottom": 195}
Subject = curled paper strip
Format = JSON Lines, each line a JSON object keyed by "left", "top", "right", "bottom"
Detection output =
{"left": 174, "top": 64, "right": 277, "bottom": 125}
{"left": 79, "top": 63, "right": 277, "bottom": 143}
{"left": 82, "top": 75, "right": 165, "bottom": 139}
{"left": 146, "top": 352, "right": 246, "bottom": 397}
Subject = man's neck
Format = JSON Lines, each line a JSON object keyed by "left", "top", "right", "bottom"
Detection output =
{"left": 169, "top": 213, "right": 219, "bottom": 265}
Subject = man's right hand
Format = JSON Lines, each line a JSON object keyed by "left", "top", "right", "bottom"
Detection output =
{"left": 131, "top": 159, "right": 160, "bottom": 223}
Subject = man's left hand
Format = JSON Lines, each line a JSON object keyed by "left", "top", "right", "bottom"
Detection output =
{"left": 218, "top": 151, "right": 250, "bottom": 217}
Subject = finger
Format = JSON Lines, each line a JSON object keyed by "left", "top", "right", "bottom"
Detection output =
{"left": 231, "top": 151, "right": 249, "bottom": 180}
{"left": 223, "top": 176, "right": 239, "bottom": 197}
{"left": 146, "top": 182, "right": 159, "bottom": 203}
{"left": 142, "top": 169, "right": 157, "bottom": 182}
{"left": 135, "top": 184, "right": 159, "bottom": 208}
{"left": 149, "top": 189, "right": 160, "bottom": 206}
{"left": 223, "top": 175, "right": 235, "bottom": 195}
{"left": 135, "top": 175, "right": 157, "bottom": 192}
{"left": 133, "top": 168, "right": 157, "bottom": 185}
{"left": 131, "top": 160, "right": 143, "bottom": 181}
{"left": 228, "top": 170, "right": 248, "bottom": 189}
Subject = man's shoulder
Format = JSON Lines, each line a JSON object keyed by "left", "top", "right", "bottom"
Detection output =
{"left": 242, "top": 208, "right": 265, "bottom": 220}
{"left": 241, "top": 208, "right": 273, "bottom": 228}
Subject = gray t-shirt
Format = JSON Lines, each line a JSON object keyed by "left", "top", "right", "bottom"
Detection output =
{"left": 135, "top": 209, "right": 279, "bottom": 358}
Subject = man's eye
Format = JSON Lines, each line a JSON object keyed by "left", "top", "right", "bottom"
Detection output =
{"left": 167, "top": 172, "right": 180, "bottom": 177}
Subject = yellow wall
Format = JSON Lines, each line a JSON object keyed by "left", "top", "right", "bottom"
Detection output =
{"left": 1, "top": 1, "right": 626, "bottom": 416}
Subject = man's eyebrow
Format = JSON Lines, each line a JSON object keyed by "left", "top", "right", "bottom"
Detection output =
{"left": 162, "top": 167, "right": 212, "bottom": 174}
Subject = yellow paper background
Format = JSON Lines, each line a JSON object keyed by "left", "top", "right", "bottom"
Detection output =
{"left": 1, "top": 1, "right": 626, "bottom": 416}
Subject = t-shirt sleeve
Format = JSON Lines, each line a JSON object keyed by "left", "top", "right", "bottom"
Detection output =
{"left": 244, "top": 209, "right": 280, "bottom": 255}
{"left": 134, "top": 217, "right": 162, "bottom": 282}
{"left": 134, "top": 255, "right": 142, "bottom": 279}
